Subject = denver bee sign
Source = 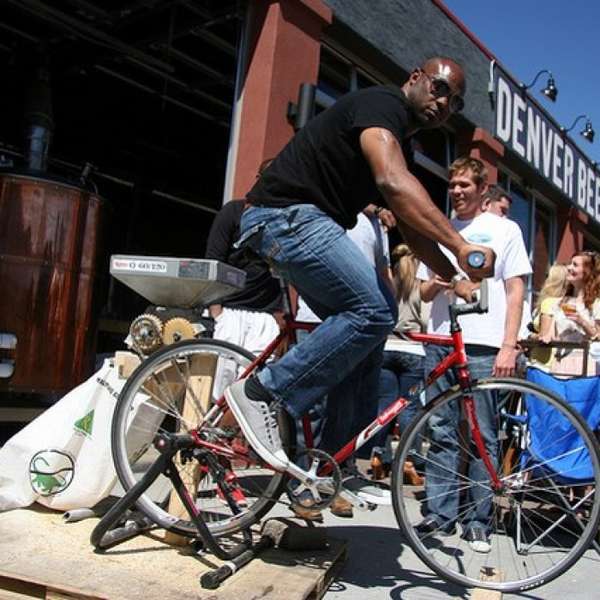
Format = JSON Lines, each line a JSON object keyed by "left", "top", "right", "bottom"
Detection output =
{"left": 494, "top": 69, "right": 600, "bottom": 225}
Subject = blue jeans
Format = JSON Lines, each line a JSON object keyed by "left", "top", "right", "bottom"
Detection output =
{"left": 294, "top": 330, "right": 384, "bottom": 461}
{"left": 424, "top": 344, "right": 499, "bottom": 532}
{"left": 370, "top": 350, "right": 425, "bottom": 462}
{"left": 238, "top": 204, "right": 397, "bottom": 419}
{"left": 320, "top": 342, "right": 384, "bottom": 459}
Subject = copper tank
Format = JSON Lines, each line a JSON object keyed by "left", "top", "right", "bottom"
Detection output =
{"left": 0, "top": 172, "right": 104, "bottom": 393}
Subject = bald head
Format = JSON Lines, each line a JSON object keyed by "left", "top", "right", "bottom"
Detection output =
{"left": 422, "top": 57, "right": 466, "bottom": 96}
{"left": 402, "top": 56, "right": 466, "bottom": 129}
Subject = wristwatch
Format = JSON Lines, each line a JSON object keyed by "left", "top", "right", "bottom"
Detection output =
{"left": 448, "top": 273, "right": 466, "bottom": 289}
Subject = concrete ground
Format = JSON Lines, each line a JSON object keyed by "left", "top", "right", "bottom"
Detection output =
{"left": 312, "top": 460, "right": 600, "bottom": 600}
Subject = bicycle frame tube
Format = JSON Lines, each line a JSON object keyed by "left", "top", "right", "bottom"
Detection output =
{"left": 238, "top": 319, "right": 316, "bottom": 379}
{"left": 207, "top": 302, "right": 502, "bottom": 489}
{"left": 318, "top": 329, "right": 501, "bottom": 488}
{"left": 327, "top": 394, "right": 410, "bottom": 473}
{"left": 321, "top": 332, "right": 462, "bottom": 471}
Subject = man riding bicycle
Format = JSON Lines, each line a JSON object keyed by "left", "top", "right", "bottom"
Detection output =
{"left": 225, "top": 56, "right": 494, "bottom": 479}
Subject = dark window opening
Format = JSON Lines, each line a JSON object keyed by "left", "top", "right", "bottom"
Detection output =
{"left": 0, "top": 1, "right": 243, "bottom": 359}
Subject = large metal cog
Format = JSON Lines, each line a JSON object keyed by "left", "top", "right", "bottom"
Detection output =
{"left": 129, "top": 313, "right": 163, "bottom": 354}
{"left": 162, "top": 317, "right": 197, "bottom": 345}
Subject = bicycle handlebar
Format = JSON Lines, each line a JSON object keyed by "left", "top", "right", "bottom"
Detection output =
{"left": 466, "top": 250, "right": 486, "bottom": 269}
{"left": 449, "top": 278, "right": 489, "bottom": 327}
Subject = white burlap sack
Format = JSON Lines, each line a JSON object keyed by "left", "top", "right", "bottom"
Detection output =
{"left": 0, "top": 359, "right": 124, "bottom": 512}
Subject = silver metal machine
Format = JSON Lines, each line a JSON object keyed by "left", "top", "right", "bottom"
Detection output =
{"left": 110, "top": 255, "right": 246, "bottom": 354}
{"left": 110, "top": 255, "right": 246, "bottom": 308}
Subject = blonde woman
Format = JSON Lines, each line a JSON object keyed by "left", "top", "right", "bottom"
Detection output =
{"left": 531, "top": 263, "right": 568, "bottom": 333}
{"left": 532, "top": 254, "right": 600, "bottom": 374}
{"left": 371, "top": 244, "right": 426, "bottom": 482}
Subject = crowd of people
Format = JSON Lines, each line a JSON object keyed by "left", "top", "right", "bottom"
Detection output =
{"left": 204, "top": 54, "right": 600, "bottom": 555}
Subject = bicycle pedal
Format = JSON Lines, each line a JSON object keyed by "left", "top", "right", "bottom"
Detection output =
{"left": 356, "top": 487, "right": 392, "bottom": 506}
{"left": 338, "top": 488, "right": 371, "bottom": 511}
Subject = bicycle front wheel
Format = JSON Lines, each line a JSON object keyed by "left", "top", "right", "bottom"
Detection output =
{"left": 112, "top": 339, "right": 290, "bottom": 538}
{"left": 392, "top": 377, "right": 600, "bottom": 593}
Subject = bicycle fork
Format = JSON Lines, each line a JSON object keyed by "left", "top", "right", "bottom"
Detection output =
{"left": 456, "top": 365, "right": 503, "bottom": 492}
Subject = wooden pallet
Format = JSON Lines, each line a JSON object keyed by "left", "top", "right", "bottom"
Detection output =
{"left": 0, "top": 506, "right": 346, "bottom": 600}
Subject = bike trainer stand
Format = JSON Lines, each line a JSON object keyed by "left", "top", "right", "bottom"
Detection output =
{"left": 90, "top": 432, "right": 258, "bottom": 588}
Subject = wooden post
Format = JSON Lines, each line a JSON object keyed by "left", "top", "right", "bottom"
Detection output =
{"left": 471, "top": 567, "right": 503, "bottom": 600}
{"left": 114, "top": 351, "right": 141, "bottom": 379}
{"left": 162, "top": 353, "right": 217, "bottom": 546}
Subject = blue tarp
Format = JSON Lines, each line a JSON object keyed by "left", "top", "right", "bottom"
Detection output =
{"left": 523, "top": 368, "right": 600, "bottom": 482}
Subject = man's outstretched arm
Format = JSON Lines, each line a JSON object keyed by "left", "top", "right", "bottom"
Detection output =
{"left": 360, "top": 127, "right": 494, "bottom": 280}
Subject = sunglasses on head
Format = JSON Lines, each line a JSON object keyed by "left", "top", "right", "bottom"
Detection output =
{"left": 422, "top": 72, "right": 465, "bottom": 113}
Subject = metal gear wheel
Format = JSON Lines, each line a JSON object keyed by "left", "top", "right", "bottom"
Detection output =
{"left": 129, "top": 313, "right": 163, "bottom": 354}
{"left": 162, "top": 317, "right": 196, "bottom": 345}
{"left": 286, "top": 448, "right": 342, "bottom": 510}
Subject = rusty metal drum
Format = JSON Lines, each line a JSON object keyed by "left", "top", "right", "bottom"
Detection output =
{"left": 0, "top": 172, "right": 105, "bottom": 393}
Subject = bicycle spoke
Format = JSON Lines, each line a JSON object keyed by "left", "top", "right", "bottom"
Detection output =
{"left": 392, "top": 379, "right": 600, "bottom": 593}
{"left": 112, "top": 340, "right": 287, "bottom": 538}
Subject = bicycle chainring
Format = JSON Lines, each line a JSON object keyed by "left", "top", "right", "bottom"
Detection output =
{"left": 286, "top": 448, "right": 342, "bottom": 510}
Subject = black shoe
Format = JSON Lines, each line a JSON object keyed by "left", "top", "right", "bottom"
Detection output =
{"left": 415, "top": 516, "right": 456, "bottom": 538}
{"left": 463, "top": 526, "right": 491, "bottom": 553}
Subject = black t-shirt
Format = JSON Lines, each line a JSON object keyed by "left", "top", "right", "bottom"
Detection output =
{"left": 247, "top": 85, "right": 412, "bottom": 229}
{"left": 205, "top": 199, "right": 282, "bottom": 312}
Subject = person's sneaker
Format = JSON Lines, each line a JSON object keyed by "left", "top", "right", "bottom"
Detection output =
{"left": 329, "top": 496, "right": 353, "bottom": 518}
{"left": 463, "top": 526, "right": 491, "bottom": 554}
{"left": 415, "top": 515, "right": 456, "bottom": 538}
{"left": 224, "top": 380, "right": 289, "bottom": 471}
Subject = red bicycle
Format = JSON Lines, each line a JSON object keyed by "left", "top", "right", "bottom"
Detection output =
{"left": 108, "top": 279, "right": 600, "bottom": 593}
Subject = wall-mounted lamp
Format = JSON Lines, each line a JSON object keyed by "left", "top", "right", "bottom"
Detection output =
{"left": 287, "top": 83, "right": 316, "bottom": 131}
{"left": 520, "top": 69, "right": 558, "bottom": 102}
{"left": 561, "top": 114, "right": 595, "bottom": 143}
{"left": 487, "top": 59, "right": 496, "bottom": 107}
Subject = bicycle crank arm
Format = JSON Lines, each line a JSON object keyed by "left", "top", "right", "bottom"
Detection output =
{"left": 338, "top": 488, "right": 373, "bottom": 511}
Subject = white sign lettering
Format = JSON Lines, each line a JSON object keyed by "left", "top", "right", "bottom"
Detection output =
{"left": 494, "top": 70, "right": 599, "bottom": 225}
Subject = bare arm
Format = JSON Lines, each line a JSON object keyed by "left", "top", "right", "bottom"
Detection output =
{"left": 502, "top": 276, "right": 525, "bottom": 347}
{"left": 360, "top": 127, "right": 494, "bottom": 280}
{"left": 398, "top": 219, "right": 458, "bottom": 281}
{"left": 493, "top": 276, "right": 525, "bottom": 377}
{"left": 538, "top": 313, "right": 555, "bottom": 343}
{"left": 420, "top": 276, "right": 448, "bottom": 303}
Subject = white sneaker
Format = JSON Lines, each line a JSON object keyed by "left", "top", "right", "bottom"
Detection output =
{"left": 464, "top": 527, "right": 491, "bottom": 554}
{"left": 224, "top": 380, "right": 289, "bottom": 471}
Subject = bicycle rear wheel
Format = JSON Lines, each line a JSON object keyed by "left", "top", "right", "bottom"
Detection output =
{"left": 112, "top": 339, "right": 290, "bottom": 538}
{"left": 392, "top": 377, "right": 600, "bottom": 593}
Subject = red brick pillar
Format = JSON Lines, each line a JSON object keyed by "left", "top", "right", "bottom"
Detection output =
{"left": 230, "top": 0, "right": 332, "bottom": 200}
{"left": 556, "top": 207, "right": 587, "bottom": 261}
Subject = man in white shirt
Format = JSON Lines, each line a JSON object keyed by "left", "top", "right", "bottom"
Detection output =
{"left": 481, "top": 184, "right": 512, "bottom": 218}
{"left": 416, "top": 157, "right": 531, "bottom": 553}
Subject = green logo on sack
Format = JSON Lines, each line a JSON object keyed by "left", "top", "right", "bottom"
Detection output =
{"left": 29, "top": 450, "right": 75, "bottom": 496}
{"left": 74, "top": 409, "right": 95, "bottom": 437}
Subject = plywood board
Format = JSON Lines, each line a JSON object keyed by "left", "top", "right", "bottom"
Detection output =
{"left": 0, "top": 507, "right": 345, "bottom": 600}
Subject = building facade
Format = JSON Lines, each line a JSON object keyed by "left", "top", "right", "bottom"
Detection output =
{"left": 230, "top": 0, "right": 600, "bottom": 299}
{"left": 0, "top": 0, "right": 598, "bottom": 409}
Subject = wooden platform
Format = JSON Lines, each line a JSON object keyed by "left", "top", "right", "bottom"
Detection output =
{"left": 0, "top": 506, "right": 346, "bottom": 600}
